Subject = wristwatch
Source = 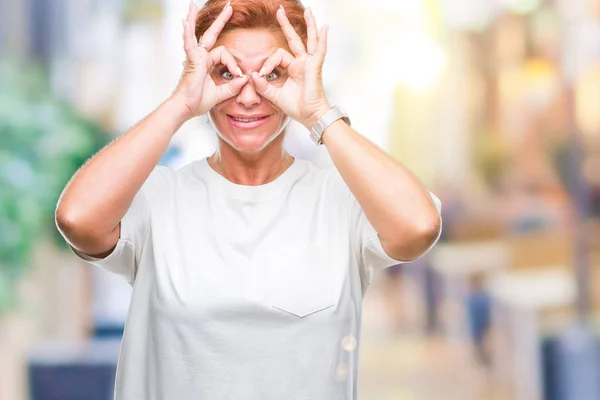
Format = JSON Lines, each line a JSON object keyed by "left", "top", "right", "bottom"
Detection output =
{"left": 310, "top": 105, "right": 351, "bottom": 145}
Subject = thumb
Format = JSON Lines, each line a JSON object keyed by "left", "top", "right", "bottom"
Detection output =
{"left": 250, "top": 71, "right": 279, "bottom": 103}
{"left": 215, "top": 75, "right": 250, "bottom": 102}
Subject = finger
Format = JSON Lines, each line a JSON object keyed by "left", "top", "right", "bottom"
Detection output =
{"left": 314, "top": 25, "right": 329, "bottom": 65}
{"left": 249, "top": 71, "right": 279, "bottom": 103}
{"left": 258, "top": 48, "right": 294, "bottom": 77}
{"left": 186, "top": 1, "right": 199, "bottom": 27}
{"left": 214, "top": 75, "right": 251, "bottom": 102}
{"left": 276, "top": 6, "right": 306, "bottom": 57}
{"left": 183, "top": 3, "right": 200, "bottom": 58}
{"left": 208, "top": 46, "right": 244, "bottom": 77}
{"left": 199, "top": 1, "right": 233, "bottom": 50}
{"left": 305, "top": 8, "right": 318, "bottom": 55}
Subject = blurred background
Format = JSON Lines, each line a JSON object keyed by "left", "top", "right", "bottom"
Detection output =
{"left": 1, "top": 0, "right": 600, "bottom": 399}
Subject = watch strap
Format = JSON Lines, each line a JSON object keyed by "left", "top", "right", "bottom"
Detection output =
{"left": 310, "top": 105, "right": 351, "bottom": 145}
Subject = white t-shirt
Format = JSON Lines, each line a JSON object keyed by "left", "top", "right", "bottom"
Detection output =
{"left": 64, "top": 157, "right": 442, "bottom": 400}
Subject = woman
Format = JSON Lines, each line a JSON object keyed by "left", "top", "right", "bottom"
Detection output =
{"left": 55, "top": 0, "right": 442, "bottom": 399}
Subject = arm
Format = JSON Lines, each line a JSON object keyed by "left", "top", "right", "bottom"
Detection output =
{"left": 55, "top": 98, "right": 188, "bottom": 257}
{"left": 250, "top": 8, "right": 441, "bottom": 262}
{"left": 316, "top": 110, "right": 441, "bottom": 262}
{"left": 56, "top": 1, "right": 247, "bottom": 258}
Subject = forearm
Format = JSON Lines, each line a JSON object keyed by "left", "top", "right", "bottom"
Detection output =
{"left": 56, "top": 96, "right": 189, "bottom": 236}
{"left": 321, "top": 116, "right": 441, "bottom": 260}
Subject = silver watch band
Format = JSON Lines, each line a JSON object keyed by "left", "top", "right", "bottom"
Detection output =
{"left": 310, "top": 105, "right": 351, "bottom": 145}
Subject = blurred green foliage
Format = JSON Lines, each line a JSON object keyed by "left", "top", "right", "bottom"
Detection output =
{"left": 0, "top": 61, "right": 110, "bottom": 315}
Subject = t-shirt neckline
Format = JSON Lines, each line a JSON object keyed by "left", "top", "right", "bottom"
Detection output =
{"left": 199, "top": 156, "right": 304, "bottom": 199}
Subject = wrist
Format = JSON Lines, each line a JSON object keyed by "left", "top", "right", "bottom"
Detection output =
{"left": 164, "top": 95, "right": 194, "bottom": 126}
{"left": 303, "top": 103, "right": 332, "bottom": 130}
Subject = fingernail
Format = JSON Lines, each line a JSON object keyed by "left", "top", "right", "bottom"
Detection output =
{"left": 189, "top": 1, "right": 193, "bottom": 11}
{"left": 237, "top": 67, "right": 243, "bottom": 76}
{"left": 279, "top": 5, "right": 284, "bottom": 12}
{"left": 307, "top": 7, "right": 313, "bottom": 17}
{"left": 258, "top": 67, "right": 265, "bottom": 76}
{"left": 225, "top": 1, "right": 231, "bottom": 9}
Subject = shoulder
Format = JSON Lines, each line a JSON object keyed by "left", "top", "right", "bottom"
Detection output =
{"left": 296, "top": 160, "right": 351, "bottom": 201}
{"left": 146, "top": 159, "right": 201, "bottom": 187}
{"left": 143, "top": 164, "right": 176, "bottom": 191}
{"left": 297, "top": 158, "right": 336, "bottom": 180}
{"left": 317, "top": 163, "right": 349, "bottom": 194}
{"left": 140, "top": 161, "right": 196, "bottom": 201}
{"left": 292, "top": 158, "right": 335, "bottom": 187}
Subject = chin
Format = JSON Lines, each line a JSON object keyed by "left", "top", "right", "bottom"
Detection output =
{"left": 216, "top": 130, "right": 281, "bottom": 153}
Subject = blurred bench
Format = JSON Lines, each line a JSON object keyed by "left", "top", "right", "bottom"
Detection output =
{"left": 489, "top": 268, "right": 576, "bottom": 400}
{"left": 28, "top": 339, "right": 120, "bottom": 400}
{"left": 504, "top": 232, "right": 573, "bottom": 270}
{"left": 92, "top": 320, "right": 124, "bottom": 339}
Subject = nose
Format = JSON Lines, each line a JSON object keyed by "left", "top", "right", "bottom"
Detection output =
{"left": 235, "top": 78, "right": 261, "bottom": 107}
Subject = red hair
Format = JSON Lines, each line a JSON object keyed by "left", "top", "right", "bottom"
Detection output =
{"left": 195, "top": 0, "right": 308, "bottom": 46}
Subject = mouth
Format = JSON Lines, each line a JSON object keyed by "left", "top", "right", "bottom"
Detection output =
{"left": 226, "top": 114, "right": 271, "bottom": 129}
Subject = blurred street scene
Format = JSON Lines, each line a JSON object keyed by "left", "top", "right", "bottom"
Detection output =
{"left": 1, "top": 0, "right": 600, "bottom": 399}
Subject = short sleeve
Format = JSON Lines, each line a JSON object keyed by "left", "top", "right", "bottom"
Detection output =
{"left": 324, "top": 165, "right": 442, "bottom": 279}
{"left": 354, "top": 191, "right": 442, "bottom": 272}
{"left": 61, "top": 166, "right": 169, "bottom": 284}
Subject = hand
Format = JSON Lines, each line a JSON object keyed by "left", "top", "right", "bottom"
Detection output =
{"left": 249, "top": 6, "right": 331, "bottom": 130}
{"left": 171, "top": 2, "right": 249, "bottom": 121}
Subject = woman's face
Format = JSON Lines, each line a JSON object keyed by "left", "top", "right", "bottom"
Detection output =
{"left": 208, "top": 28, "right": 291, "bottom": 153}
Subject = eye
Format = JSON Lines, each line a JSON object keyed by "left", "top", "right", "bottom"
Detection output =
{"left": 265, "top": 70, "right": 280, "bottom": 82}
{"left": 219, "top": 68, "right": 235, "bottom": 80}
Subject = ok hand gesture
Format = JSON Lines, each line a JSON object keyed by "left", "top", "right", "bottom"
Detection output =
{"left": 172, "top": 2, "right": 249, "bottom": 120}
{"left": 249, "top": 6, "right": 331, "bottom": 130}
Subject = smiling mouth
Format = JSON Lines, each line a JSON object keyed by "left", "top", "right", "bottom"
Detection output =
{"left": 228, "top": 115, "right": 269, "bottom": 122}
{"left": 226, "top": 114, "right": 271, "bottom": 129}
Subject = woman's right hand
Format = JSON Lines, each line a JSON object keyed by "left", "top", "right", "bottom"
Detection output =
{"left": 172, "top": 2, "right": 249, "bottom": 121}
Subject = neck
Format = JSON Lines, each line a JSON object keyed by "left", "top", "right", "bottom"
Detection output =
{"left": 208, "top": 146, "right": 294, "bottom": 186}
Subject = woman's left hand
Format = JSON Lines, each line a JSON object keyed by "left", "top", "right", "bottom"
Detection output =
{"left": 249, "top": 6, "right": 331, "bottom": 130}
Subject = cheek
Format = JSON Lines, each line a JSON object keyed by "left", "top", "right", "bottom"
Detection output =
{"left": 211, "top": 100, "right": 233, "bottom": 117}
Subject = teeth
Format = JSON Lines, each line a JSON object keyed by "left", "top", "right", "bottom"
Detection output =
{"left": 232, "top": 116, "right": 263, "bottom": 122}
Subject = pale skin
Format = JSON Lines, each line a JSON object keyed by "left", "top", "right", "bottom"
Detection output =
{"left": 56, "top": 1, "right": 440, "bottom": 262}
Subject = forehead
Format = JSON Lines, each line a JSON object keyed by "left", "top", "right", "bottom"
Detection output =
{"left": 215, "top": 28, "right": 290, "bottom": 64}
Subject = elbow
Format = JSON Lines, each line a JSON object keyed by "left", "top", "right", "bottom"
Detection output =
{"left": 420, "top": 213, "right": 442, "bottom": 247}
{"left": 414, "top": 198, "right": 442, "bottom": 245}
{"left": 55, "top": 206, "right": 81, "bottom": 235}
{"left": 413, "top": 221, "right": 442, "bottom": 259}
{"left": 55, "top": 200, "right": 92, "bottom": 236}
{"left": 412, "top": 216, "right": 442, "bottom": 257}
{"left": 56, "top": 204, "right": 119, "bottom": 242}
{"left": 384, "top": 216, "right": 442, "bottom": 262}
